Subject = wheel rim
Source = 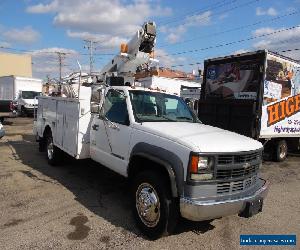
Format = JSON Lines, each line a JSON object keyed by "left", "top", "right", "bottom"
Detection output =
{"left": 47, "top": 139, "right": 54, "bottom": 160}
{"left": 279, "top": 143, "right": 287, "bottom": 159}
{"left": 136, "top": 183, "right": 160, "bottom": 228}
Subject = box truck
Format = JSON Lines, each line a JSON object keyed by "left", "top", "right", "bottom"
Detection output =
{"left": 198, "top": 50, "right": 300, "bottom": 161}
{"left": 0, "top": 76, "right": 42, "bottom": 120}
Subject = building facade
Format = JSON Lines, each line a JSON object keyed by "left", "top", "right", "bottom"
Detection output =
{"left": 0, "top": 52, "right": 32, "bottom": 77}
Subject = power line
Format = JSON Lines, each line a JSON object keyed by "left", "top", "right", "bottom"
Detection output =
{"left": 0, "top": 46, "right": 76, "bottom": 56}
{"left": 169, "top": 48, "right": 300, "bottom": 68}
{"left": 159, "top": 10, "right": 300, "bottom": 48}
{"left": 159, "top": 0, "right": 261, "bottom": 29}
{"left": 280, "top": 48, "right": 300, "bottom": 53}
{"left": 158, "top": 0, "right": 237, "bottom": 26}
{"left": 0, "top": 45, "right": 117, "bottom": 57}
{"left": 159, "top": 24, "right": 300, "bottom": 57}
{"left": 82, "top": 53, "right": 116, "bottom": 56}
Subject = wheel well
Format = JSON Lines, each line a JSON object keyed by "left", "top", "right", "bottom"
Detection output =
{"left": 264, "top": 138, "right": 298, "bottom": 151}
{"left": 43, "top": 125, "right": 52, "bottom": 138}
{"left": 128, "top": 155, "right": 176, "bottom": 197}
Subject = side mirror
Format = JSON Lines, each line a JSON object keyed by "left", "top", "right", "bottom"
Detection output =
{"left": 98, "top": 112, "right": 106, "bottom": 120}
{"left": 91, "top": 102, "right": 102, "bottom": 114}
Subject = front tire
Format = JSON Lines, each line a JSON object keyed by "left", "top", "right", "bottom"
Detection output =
{"left": 132, "top": 170, "right": 179, "bottom": 239}
{"left": 46, "top": 133, "right": 62, "bottom": 165}
{"left": 274, "top": 139, "right": 288, "bottom": 162}
{"left": 20, "top": 106, "right": 27, "bottom": 117}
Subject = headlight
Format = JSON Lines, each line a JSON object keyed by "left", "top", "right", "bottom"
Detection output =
{"left": 189, "top": 155, "right": 214, "bottom": 181}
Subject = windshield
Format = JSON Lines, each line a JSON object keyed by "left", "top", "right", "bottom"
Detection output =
{"left": 21, "top": 91, "right": 41, "bottom": 99}
{"left": 129, "top": 90, "right": 198, "bottom": 123}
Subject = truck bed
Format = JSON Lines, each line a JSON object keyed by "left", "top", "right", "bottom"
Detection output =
{"left": 36, "top": 94, "right": 91, "bottom": 159}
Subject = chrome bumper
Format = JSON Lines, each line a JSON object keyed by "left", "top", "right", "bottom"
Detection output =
{"left": 0, "top": 112, "right": 13, "bottom": 117}
{"left": 0, "top": 112, "right": 17, "bottom": 118}
{"left": 180, "top": 178, "right": 269, "bottom": 221}
{"left": 24, "top": 107, "right": 35, "bottom": 113}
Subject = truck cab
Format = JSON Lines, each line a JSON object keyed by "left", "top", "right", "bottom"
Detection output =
{"left": 17, "top": 90, "right": 41, "bottom": 116}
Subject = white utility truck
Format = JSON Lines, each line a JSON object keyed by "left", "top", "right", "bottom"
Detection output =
{"left": 0, "top": 76, "right": 42, "bottom": 120}
{"left": 34, "top": 22, "right": 268, "bottom": 239}
{"left": 198, "top": 50, "right": 300, "bottom": 161}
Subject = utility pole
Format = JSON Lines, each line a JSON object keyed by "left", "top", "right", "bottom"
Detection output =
{"left": 55, "top": 52, "right": 67, "bottom": 95}
{"left": 56, "top": 52, "right": 66, "bottom": 82}
{"left": 84, "top": 40, "right": 98, "bottom": 75}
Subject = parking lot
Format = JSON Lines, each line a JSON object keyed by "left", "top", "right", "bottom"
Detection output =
{"left": 0, "top": 117, "right": 299, "bottom": 249}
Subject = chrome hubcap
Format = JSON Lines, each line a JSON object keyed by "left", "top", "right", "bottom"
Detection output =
{"left": 47, "top": 140, "right": 54, "bottom": 160}
{"left": 279, "top": 144, "right": 287, "bottom": 159}
{"left": 136, "top": 183, "right": 160, "bottom": 227}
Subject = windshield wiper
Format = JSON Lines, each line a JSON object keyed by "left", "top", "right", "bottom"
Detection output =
{"left": 176, "top": 116, "right": 193, "bottom": 120}
{"left": 161, "top": 115, "right": 176, "bottom": 121}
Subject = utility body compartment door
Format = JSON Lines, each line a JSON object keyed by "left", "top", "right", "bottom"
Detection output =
{"left": 62, "top": 101, "right": 78, "bottom": 155}
{"left": 54, "top": 99, "right": 79, "bottom": 156}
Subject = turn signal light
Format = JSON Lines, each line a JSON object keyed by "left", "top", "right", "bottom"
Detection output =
{"left": 190, "top": 155, "right": 199, "bottom": 174}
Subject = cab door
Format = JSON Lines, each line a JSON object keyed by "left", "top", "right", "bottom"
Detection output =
{"left": 90, "top": 89, "right": 133, "bottom": 176}
{"left": 90, "top": 114, "right": 112, "bottom": 164}
{"left": 90, "top": 88, "right": 112, "bottom": 168}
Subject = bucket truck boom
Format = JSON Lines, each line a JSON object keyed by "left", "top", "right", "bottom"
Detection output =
{"left": 99, "top": 21, "right": 158, "bottom": 84}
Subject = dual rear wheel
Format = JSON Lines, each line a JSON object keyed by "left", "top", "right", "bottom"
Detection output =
{"left": 43, "top": 132, "right": 63, "bottom": 165}
{"left": 274, "top": 139, "right": 288, "bottom": 162}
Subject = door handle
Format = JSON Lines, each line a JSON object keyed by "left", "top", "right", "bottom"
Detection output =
{"left": 92, "top": 124, "right": 99, "bottom": 131}
{"left": 108, "top": 123, "right": 120, "bottom": 131}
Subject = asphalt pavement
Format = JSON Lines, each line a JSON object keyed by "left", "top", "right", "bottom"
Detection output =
{"left": 0, "top": 117, "right": 299, "bottom": 250}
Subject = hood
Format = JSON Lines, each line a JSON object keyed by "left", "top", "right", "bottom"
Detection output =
{"left": 137, "top": 122, "right": 262, "bottom": 153}
{"left": 22, "top": 99, "right": 38, "bottom": 105}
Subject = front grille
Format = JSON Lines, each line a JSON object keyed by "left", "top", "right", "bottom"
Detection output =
{"left": 217, "top": 175, "right": 257, "bottom": 194}
{"left": 232, "top": 181, "right": 244, "bottom": 192}
{"left": 216, "top": 164, "right": 259, "bottom": 179}
{"left": 216, "top": 182, "right": 230, "bottom": 194}
{"left": 217, "top": 151, "right": 260, "bottom": 165}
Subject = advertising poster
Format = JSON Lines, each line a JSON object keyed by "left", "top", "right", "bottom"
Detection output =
{"left": 260, "top": 53, "right": 300, "bottom": 137}
{"left": 205, "top": 60, "right": 261, "bottom": 100}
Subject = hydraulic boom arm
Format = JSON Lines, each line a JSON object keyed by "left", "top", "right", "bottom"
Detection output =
{"left": 99, "top": 21, "right": 158, "bottom": 84}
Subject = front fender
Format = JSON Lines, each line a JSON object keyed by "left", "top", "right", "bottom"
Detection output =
{"left": 129, "top": 142, "right": 184, "bottom": 197}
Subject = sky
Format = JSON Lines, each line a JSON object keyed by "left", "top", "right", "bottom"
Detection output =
{"left": 0, "top": 0, "right": 300, "bottom": 79}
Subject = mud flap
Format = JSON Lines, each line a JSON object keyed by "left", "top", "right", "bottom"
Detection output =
{"left": 239, "top": 198, "right": 263, "bottom": 218}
